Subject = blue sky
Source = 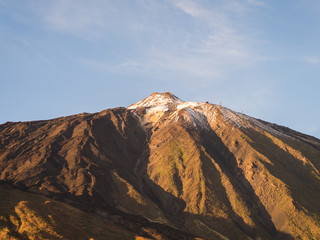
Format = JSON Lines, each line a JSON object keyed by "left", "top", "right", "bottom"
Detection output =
{"left": 0, "top": 0, "right": 319, "bottom": 138}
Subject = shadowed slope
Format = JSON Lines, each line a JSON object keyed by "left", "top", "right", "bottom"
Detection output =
{"left": 0, "top": 92, "right": 320, "bottom": 240}
{"left": 130, "top": 92, "right": 320, "bottom": 239}
{"left": 0, "top": 184, "right": 143, "bottom": 240}
{"left": 0, "top": 107, "right": 199, "bottom": 240}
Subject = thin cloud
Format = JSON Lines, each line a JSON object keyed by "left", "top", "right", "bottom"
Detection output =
{"left": 79, "top": 58, "right": 147, "bottom": 73}
{"left": 303, "top": 56, "right": 320, "bottom": 64}
{"left": 170, "top": 0, "right": 261, "bottom": 77}
{"left": 44, "top": 0, "right": 109, "bottom": 36}
{"left": 173, "top": 0, "right": 210, "bottom": 19}
{"left": 247, "top": 0, "right": 265, "bottom": 7}
{"left": 172, "top": 0, "right": 228, "bottom": 30}
{"left": 38, "top": 0, "right": 265, "bottom": 79}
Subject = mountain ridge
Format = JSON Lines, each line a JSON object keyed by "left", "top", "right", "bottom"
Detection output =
{"left": 0, "top": 92, "right": 320, "bottom": 240}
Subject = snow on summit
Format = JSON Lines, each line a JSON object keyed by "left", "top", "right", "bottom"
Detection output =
{"left": 128, "top": 92, "right": 247, "bottom": 131}
{"left": 129, "top": 92, "right": 285, "bottom": 136}
{"left": 128, "top": 92, "right": 217, "bottom": 130}
{"left": 127, "top": 92, "right": 320, "bottom": 143}
{"left": 128, "top": 92, "right": 204, "bottom": 111}
{"left": 128, "top": 92, "right": 183, "bottom": 109}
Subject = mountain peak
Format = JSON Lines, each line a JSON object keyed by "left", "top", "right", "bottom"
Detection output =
{"left": 128, "top": 92, "right": 183, "bottom": 109}
{"left": 150, "top": 91, "right": 179, "bottom": 99}
{"left": 1, "top": 93, "right": 320, "bottom": 240}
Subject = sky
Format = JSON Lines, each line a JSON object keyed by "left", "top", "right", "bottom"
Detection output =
{"left": 0, "top": 0, "right": 319, "bottom": 138}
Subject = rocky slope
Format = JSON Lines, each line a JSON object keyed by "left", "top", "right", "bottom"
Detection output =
{"left": 0, "top": 92, "right": 320, "bottom": 240}
{"left": 0, "top": 184, "right": 143, "bottom": 240}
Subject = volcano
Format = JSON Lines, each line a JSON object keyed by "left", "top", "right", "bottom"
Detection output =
{"left": 1, "top": 92, "right": 320, "bottom": 240}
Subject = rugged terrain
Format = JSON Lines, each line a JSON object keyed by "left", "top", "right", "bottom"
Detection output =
{"left": 0, "top": 92, "right": 320, "bottom": 240}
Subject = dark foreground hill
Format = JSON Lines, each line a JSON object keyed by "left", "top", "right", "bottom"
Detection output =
{"left": 0, "top": 92, "right": 320, "bottom": 240}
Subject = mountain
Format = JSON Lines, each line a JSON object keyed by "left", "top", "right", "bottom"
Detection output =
{"left": 0, "top": 92, "right": 320, "bottom": 240}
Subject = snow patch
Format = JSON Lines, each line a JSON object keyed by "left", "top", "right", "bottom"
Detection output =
{"left": 240, "top": 114, "right": 292, "bottom": 138}
{"left": 219, "top": 106, "right": 294, "bottom": 138}
{"left": 177, "top": 101, "right": 202, "bottom": 110}
{"left": 128, "top": 93, "right": 314, "bottom": 141}
{"left": 176, "top": 107, "right": 211, "bottom": 131}
{"left": 176, "top": 102, "right": 218, "bottom": 130}
{"left": 199, "top": 104, "right": 217, "bottom": 127}
{"left": 146, "top": 105, "right": 169, "bottom": 114}
{"left": 219, "top": 107, "right": 246, "bottom": 128}
{"left": 128, "top": 93, "right": 183, "bottom": 109}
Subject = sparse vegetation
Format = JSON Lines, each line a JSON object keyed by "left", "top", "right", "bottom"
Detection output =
{"left": 0, "top": 185, "right": 137, "bottom": 240}
{"left": 1, "top": 92, "right": 320, "bottom": 240}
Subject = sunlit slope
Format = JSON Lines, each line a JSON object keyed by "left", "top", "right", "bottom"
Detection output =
{"left": 0, "top": 105, "right": 200, "bottom": 240}
{"left": 0, "top": 185, "right": 143, "bottom": 240}
{"left": 211, "top": 108, "right": 320, "bottom": 240}
{"left": 131, "top": 92, "right": 320, "bottom": 240}
{"left": 1, "top": 92, "right": 320, "bottom": 240}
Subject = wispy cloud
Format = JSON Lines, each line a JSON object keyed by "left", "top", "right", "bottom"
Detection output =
{"left": 302, "top": 56, "right": 320, "bottom": 64}
{"left": 36, "top": 0, "right": 265, "bottom": 79}
{"left": 151, "top": 0, "right": 263, "bottom": 78}
{"left": 79, "top": 58, "right": 147, "bottom": 73}
{"left": 40, "top": 0, "right": 111, "bottom": 39}
{"left": 172, "top": 0, "right": 229, "bottom": 30}
{"left": 38, "top": 0, "right": 144, "bottom": 40}
{"left": 247, "top": 0, "right": 265, "bottom": 7}
{"left": 174, "top": 0, "right": 211, "bottom": 19}
{"left": 1, "top": 0, "right": 319, "bottom": 139}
